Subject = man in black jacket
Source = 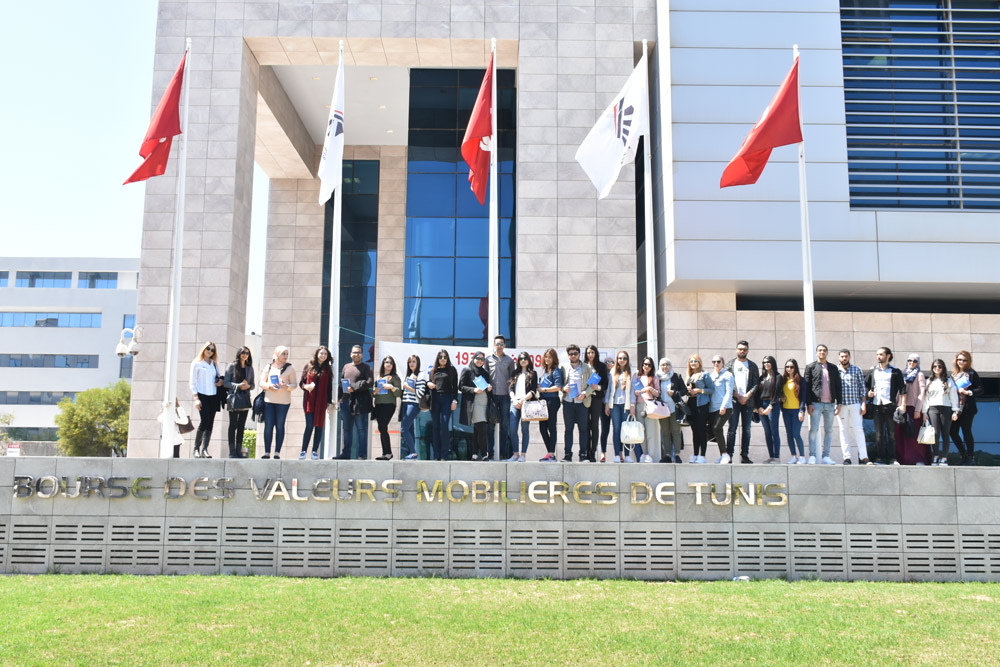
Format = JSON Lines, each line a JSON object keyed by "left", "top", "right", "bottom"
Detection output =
{"left": 725, "top": 341, "right": 759, "bottom": 464}
{"left": 865, "top": 346, "right": 906, "bottom": 465}
{"left": 337, "top": 345, "right": 374, "bottom": 459}
{"left": 803, "top": 344, "right": 843, "bottom": 464}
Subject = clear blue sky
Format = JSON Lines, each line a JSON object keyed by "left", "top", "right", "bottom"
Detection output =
{"left": 0, "top": 0, "right": 268, "bottom": 332}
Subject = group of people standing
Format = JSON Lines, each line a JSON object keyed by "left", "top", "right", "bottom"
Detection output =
{"left": 187, "top": 337, "right": 986, "bottom": 466}
{"left": 681, "top": 341, "right": 984, "bottom": 466}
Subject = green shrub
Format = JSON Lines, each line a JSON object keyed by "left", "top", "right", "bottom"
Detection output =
{"left": 242, "top": 429, "right": 256, "bottom": 459}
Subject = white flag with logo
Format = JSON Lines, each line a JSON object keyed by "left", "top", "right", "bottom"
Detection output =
{"left": 318, "top": 57, "right": 345, "bottom": 205}
{"left": 575, "top": 52, "right": 648, "bottom": 199}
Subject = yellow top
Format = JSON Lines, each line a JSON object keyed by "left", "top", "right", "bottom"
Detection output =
{"left": 783, "top": 379, "right": 800, "bottom": 410}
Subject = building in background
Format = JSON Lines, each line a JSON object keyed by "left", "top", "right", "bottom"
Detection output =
{"left": 0, "top": 258, "right": 138, "bottom": 441}
{"left": 127, "top": 0, "right": 998, "bottom": 458}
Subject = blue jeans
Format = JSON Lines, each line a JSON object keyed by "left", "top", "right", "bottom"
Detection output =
{"left": 300, "top": 412, "right": 324, "bottom": 454}
{"left": 609, "top": 403, "right": 627, "bottom": 457}
{"left": 562, "top": 401, "right": 589, "bottom": 459}
{"left": 760, "top": 409, "right": 782, "bottom": 459}
{"left": 725, "top": 401, "right": 754, "bottom": 458}
{"left": 509, "top": 405, "right": 531, "bottom": 454}
{"left": 339, "top": 401, "right": 369, "bottom": 459}
{"left": 430, "top": 393, "right": 453, "bottom": 460}
{"left": 808, "top": 401, "right": 837, "bottom": 459}
{"left": 262, "top": 402, "right": 289, "bottom": 455}
{"left": 781, "top": 406, "right": 805, "bottom": 457}
{"left": 400, "top": 403, "right": 420, "bottom": 458}
{"left": 487, "top": 395, "right": 511, "bottom": 459}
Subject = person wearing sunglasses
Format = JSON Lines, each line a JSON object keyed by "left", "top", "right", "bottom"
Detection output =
{"left": 896, "top": 354, "right": 928, "bottom": 465}
{"left": 427, "top": 349, "right": 459, "bottom": 461}
{"left": 951, "top": 350, "right": 984, "bottom": 466}
{"left": 189, "top": 341, "right": 224, "bottom": 459}
{"left": 261, "top": 345, "right": 297, "bottom": 459}
{"left": 707, "top": 356, "right": 735, "bottom": 464}
{"left": 561, "top": 343, "right": 596, "bottom": 462}
{"left": 780, "top": 359, "right": 806, "bottom": 463}
{"left": 922, "top": 358, "right": 959, "bottom": 466}
{"left": 337, "top": 345, "right": 373, "bottom": 460}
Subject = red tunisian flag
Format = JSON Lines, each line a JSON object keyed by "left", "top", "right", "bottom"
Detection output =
{"left": 720, "top": 57, "right": 803, "bottom": 188}
{"left": 461, "top": 52, "right": 494, "bottom": 205}
{"left": 124, "top": 52, "right": 187, "bottom": 185}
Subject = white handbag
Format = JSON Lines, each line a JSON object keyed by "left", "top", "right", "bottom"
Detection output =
{"left": 620, "top": 415, "right": 645, "bottom": 444}
{"left": 521, "top": 400, "right": 549, "bottom": 422}
{"left": 643, "top": 400, "right": 671, "bottom": 420}
{"left": 917, "top": 421, "right": 936, "bottom": 445}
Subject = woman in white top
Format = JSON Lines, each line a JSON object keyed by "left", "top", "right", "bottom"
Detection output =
{"left": 922, "top": 358, "right": 960, "bottom": 466}
{"left": 506, "top": 352, "right": 538, "bottom": 462}
{"left": 189, "top": 341, "right": 223, "bottom": 459}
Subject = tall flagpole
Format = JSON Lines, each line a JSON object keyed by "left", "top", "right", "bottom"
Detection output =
{"left": 641, "top": 40, "right": 657, "bottom": 361}
{"left": 326, "top": 40, "right": 345, "bottom": 459}
{"left": 487, "top": 38, "right": 500, "bottom": 462}
{"left": 794, "top": 44, "right": 817, "bottom": 362}
{"left": 487, "top": 38, "right": 499, "bottom": 343}
{"left": 159, "top": 38, "right": 192, "bottom": 458}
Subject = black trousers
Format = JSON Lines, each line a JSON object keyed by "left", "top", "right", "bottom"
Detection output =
{"left": 374, "top": 403, "right": 397, "bottom": 456}
{"left": 227, "top": 409, "right": 249, "bottom": 456}
{"left": 586, "top": 398, "right": 604, "bottom": 461}
{"left": 195, "top": 392, "right": 220, "bottom": 453}
{"left": 538, "top": 399, "right": 560, "bottom": 454}
{"left": 690, "top": 403, "right": 710, "bottom": 456}
{"left": 472, "top": 422, "right": 488, "bottom": 459}
{"left": 872, "top": 403, "right": 897, "bottom": 462}
{"left": 950, "top": 409, "right": 975, "bottom": 457}
{"left": 926, "top": 406, "right": 952, "bottom": 459}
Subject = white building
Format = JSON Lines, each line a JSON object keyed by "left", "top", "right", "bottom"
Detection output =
{"left": 0, "top": 258, "right": 138, "bottom": 440}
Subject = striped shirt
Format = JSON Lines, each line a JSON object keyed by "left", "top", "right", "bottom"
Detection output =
{"left": 401, "top": 373, "right": 427, "bottom": 404}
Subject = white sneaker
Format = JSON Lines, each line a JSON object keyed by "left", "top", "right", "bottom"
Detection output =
{"left": 807, "top": 456, "right": 817, "bottom": 464}
{"left": 613, "top": 455, "right": 622, "bottom": 463}
{"left": 939, "top": 458, "right": 948, "bottom": 467}
{"left": 697, "top": 455, "right": 707, "bottom": 464}
{"left": 624, "top": 455, "right": 635, "bottom": 463}
{"left": 690, "top": 456, "right": 699, "bottom": 464}
{"left": 796, "top": 456, "right": 806, "bottom": 464}
{"left": 639, "top": 454, "right": 653, "bottom": 463}
{"left": 507, "top": 454, "right": 519, "bottom": 462}
{"left": 517, "top": 454, "right": 526, "bottom": 462}
{"left": 718, "top": 453, "right": 731, "bottom": 465}
{"left": 821, "top": 456, "right": 836, "bottom": 465}
{"left": 787, "top": 456, "right": 798, "bottom": 465}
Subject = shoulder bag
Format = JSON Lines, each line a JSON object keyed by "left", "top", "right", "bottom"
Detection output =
{"left": 643, "top": 400, "right": 671, "bottom": 420}
{"left": 521, "top": 399, "right": 549, "bottom": 422}
{"left": 251, "top": 391, "right": 266, "bottom": 423}
{"left": 916, "top": 421, "right": 936, "bottom": 446}
{"left": 620, "top": 415, "right": 645, "bottom": 444}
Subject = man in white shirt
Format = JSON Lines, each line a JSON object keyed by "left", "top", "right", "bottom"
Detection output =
{"left": 724, "top": 341, "right": 759, "bottom": 464}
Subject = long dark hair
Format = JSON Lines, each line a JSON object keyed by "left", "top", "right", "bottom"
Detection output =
{"left": 405, "top": 354, "right": 422, "bottom": 378}
{"left": 380, "top": 355, "right": 398, "bottom": 377}
{"left": 308, "top": 346, "right": 333, "bottom": 376}
{"left": 586, "top": 345, "right": 608, "bottom": 380}
{"left": 759, "top": 355, "right": 779, "bottom": 395}
{"left": 782, "top": 358, "right": 801, "bottom": 396}
{"left": 435, "top": 349, "right": 454, "bottom": 371}
{"left": 930, "top": 358, "right": 949, "bottom": 383}
{"left": 233, "top": 346, "right": 253, "bottom": 369}
{"left": 510, "top": 351, "right": 536, "bottom": 390}
{"left": 639, "top": 356, "right": 656, "bottom": 378}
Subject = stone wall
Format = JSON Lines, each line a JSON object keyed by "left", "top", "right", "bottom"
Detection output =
{"left": 3, "top": 457, "right": 998, "bottom": 581}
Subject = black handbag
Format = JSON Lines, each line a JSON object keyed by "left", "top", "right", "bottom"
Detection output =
{"left": 251, "top": 391, "right": 266, "bottom": 423}
{"left": 674, "top": 397, "right": 693, "bottom": 425}
{"left": 228, "top": 388, "right": 251, "bottom": 412}
{"left": 486, "top": 396, "right": 500, "bottom": 424}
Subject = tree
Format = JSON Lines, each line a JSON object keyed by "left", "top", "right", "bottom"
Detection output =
{"left": 54, "top": 380, "right": 131, "bottom": 457}
{"left": 0, "top": 412, "right": 13, "bottom": 454}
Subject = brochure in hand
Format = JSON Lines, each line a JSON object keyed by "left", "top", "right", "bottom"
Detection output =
{"left": 587, "top": 372, "right": 601, "bottom": 386}
{"left": 473, "top": 375, "right": 489, "bottom": 391}
{"left": 341, "top": 379, "right": 350, "bottom": 392}
{"left": 406, "top": 377, "right": 416, "bottom": 390}
{"left": 567, "top": 384, "right": 579, "bottom": 400}
{"left": 377, "top": 378, "right": 387, "bottom": 393}
{"left": 539, "top": 374, "right": 553, "bottom": 389}
{"left": 270, "top": 374, "right": 280, "bottom": 386}
{"left": 633, "top": 376, "right": 645, "bottom": 392}
{"left": 955, "top": 375, "right": 972, "bottom": 390}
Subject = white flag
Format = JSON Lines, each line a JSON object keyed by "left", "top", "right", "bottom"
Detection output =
{"left": 575, "top": 52, "right": 649, "bottom": 199}
{"left": 318, "top": 56, "right": 345, "bottom": 205}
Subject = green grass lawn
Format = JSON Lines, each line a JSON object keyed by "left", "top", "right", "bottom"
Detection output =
{"left": 1, "top": 576, "right": 998, "bottom": 665}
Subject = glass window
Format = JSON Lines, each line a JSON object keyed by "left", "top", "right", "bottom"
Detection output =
{"left": 78, "top": 272, "right": 118, "bottom": 289}
{"left": 841, "top": 0, "right": 1000, "bottom": 209}
{"left": 405, "top": 69, "right": 517, "bottom": 346}
{"left": 0, "top": 312, "right": 100, "bottom": 327}
{"left": 0, "top": 271, "right": 7, "bottom": 287}
{"left": 15, "top": 271, "right": 72, "bottom": 288}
